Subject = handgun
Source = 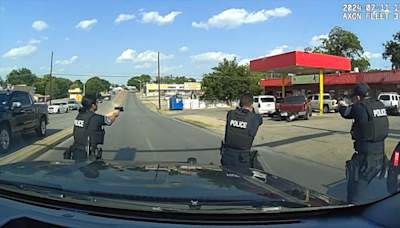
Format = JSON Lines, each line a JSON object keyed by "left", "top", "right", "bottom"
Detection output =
{"left": 115, "top": 106, "right": 124, "bottom": 112}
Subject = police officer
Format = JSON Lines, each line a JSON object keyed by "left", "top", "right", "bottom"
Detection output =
{"left": 221, "top": 94, "right": 263, "bottom": 169}
{"left": 339, "top": 83, "right": 389, "bottom": 204}
{"left": 64, "top": 94, "right": 120, "bottom": 161}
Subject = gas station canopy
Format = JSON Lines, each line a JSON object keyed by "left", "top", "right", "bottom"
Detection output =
{"left": 250, "top": 51, "right": 351, "bottom": 74}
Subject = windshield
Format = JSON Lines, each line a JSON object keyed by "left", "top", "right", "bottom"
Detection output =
{"left": 0, "top": 0, "right": 398, "bottom": 218}
{"left": 284, "top": 96, "right": 306, "bottom": 103}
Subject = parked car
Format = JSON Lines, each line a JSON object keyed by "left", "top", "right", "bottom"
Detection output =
{"left": 0, "top": 90, "right": 49, "bottom": 153}
{"left": 48, "top": 101, "right": 69, "bottom": 114}
{"left": 279, "top": 95, "right": 312, "bottom": 122}
{"left": 378, "top": 92, "right": 400, "bottom": 115}
{"left": 68, "top": 100, "right": 79, "bottom": 110}
{"left": 253, "top": 95, "right": 276, "bottom": 117}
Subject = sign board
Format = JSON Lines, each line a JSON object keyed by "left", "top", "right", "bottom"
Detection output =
{"left": 184, "top": 82, "right": 201, "bottom": 91}
{"left": 291, "top": 75, "right": 319, "bottom": 85}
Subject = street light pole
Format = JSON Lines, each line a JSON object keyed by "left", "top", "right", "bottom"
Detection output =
{"left": 158, "top": 52, "right": 161, "bottom": 110}
{"left": 49, "top": 51, "right": 54, "bottom": 105}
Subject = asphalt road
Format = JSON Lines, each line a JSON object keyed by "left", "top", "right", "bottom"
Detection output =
{"left": 35, "top": 92, "right": 392, "bottom": 204}
{"left": 0, "top": 93, "right": 119, "bottom": 158}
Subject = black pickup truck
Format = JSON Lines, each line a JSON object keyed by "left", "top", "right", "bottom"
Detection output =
{"left": 0, "top": 90, "right": 49, "bottom": 153}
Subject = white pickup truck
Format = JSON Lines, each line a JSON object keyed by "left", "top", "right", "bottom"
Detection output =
{"left": 378, "top": 92, "right": 400, "bottom": 115}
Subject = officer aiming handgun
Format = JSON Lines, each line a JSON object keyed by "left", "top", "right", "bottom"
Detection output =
{"left": 221, "top": 94, "right": 263, "bottom": 169}
{"left": 64, "top": 95, "right": 122, "bottom": 161}
{"left": 339, "top": 83, "right": 389, "bottom": 205}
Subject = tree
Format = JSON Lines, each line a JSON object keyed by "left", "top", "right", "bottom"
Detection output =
{"left": 383, "top": 31, "right": 400, "bottom": 69}
{"left": 70, "top": 80, "right": 83, "bottom": 90}
{"left": 6, "top": 68, "right": 37, "bottom": 85}
{"left": 127, "top": 76, "right": 142, "bottom": 89}
{"left": 315, "top": 26, "right": 370, "bottom": 72}
{"left": 85, "top": 77, "right": 111, "bottom": 96}
{"left": 201, "top": 58, "right": 262, "bottom": 105}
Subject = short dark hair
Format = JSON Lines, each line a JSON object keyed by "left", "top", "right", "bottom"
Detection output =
{"left": 240, "top": 94, "right": 253, "bottom": 107}
{"left": 79, "top": 94, "right": 97, "bottom": 113}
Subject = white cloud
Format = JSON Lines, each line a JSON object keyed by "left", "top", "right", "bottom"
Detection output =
{"left": 238, "top": 59, "right": 252, "bottom": 66}
{"left": 140, "top": 11, "right": 182, "bottom": 25}
{"left": 57, "top": 69, "right": 65, "bottom": 72}
{"left": 32, "top": 20, "right": 49, "bottom": 31}
{"left": 309, "top": 34, "right": 328, "bottom": 46}
{"left": 29, "top": 38, "right": 41, "bottom": 44}
{"left": 65, "top": 37, "right": 70, "bottom": 41}
{"left": 75, "top": 19, "right": 98, "bottom": 30}
{"left": 266, "top": 45, "right": 290, "bottom": 56}
{"left": 0, "top": 66, "right": 17, "bottom": 74}
{"left": 153, "top": 65, "right": 183, "bottom": 74}
{"left": 42, "top": 36, "right": 49, "bottom": 40}
{"left": 114, "top": 14, "right": 135, "bottom": 24}
{"left": 39, "top": 66, "right": 46, "bottom": 70}
{"left": 190, "top": 51, "right": 237, "bottom": 62}
{"left": 364, "top": 51, "right": 381, "bottom": 59}
{"left": 2, "top": 45, "right": 37, "bottom": 58}
{"left": 55, "top": 56, "right": 78, "bottom": 65}
{"left": 134, "top": 63, "right": 152, "bottom": 69}
{"left": 192, "top": 7, "right": 292, "bottom": 30}
{"left": 179, "top": 46, "right": 189, "bottom": 52}
{"left": 116, "top": 49, "right": 174, "bottom": 63}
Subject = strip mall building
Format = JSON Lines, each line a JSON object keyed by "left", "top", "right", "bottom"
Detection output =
{"left": 259, "top": 70, "right": 400, "bottom": 99}
{"left": 249, "top": 51, "right": 400, "bottom": 99}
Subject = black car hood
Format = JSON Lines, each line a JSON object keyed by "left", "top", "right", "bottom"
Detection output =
{"left": 0, "top": 160, "right": 348, "bottom": 207}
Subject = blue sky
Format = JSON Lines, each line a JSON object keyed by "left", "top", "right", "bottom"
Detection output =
{"left": 0, "top": 0, "right": 398, "bottom": 85}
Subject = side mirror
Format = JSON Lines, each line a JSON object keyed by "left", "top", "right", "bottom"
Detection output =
{"left": 12, "top": 102, "right": 22, "bottom": 108}
{"left": 11, "top": 102, "right": 22, "bottom": 110}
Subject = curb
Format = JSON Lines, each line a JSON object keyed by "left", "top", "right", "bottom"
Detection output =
{"left": 0, "top": 128, "right": 73, "bottom": 165}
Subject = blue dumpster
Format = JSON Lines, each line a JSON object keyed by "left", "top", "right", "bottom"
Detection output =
{"left": 169, "top": 96, "right": 183, "bottom": 110}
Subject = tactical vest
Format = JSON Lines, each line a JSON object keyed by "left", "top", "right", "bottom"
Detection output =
{"left": 73, "top": 111, "right": 105, "bottom": 146}
{"left": 225, "top": 108, "right": 256, "bottom": 150}
{"left": 352, "top": 98, "right": 389, "bottom": 142}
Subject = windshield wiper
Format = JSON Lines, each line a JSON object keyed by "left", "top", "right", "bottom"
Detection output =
{"left": 185, "top": 198, "right": 311, "bottom": 210}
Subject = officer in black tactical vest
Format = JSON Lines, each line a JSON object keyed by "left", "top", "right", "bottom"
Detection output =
{"left": 64, "top": 95, "right": 120, "bottom": 161}
{"left": 339, "top": 83, "right": 389, "bottom": 204}
{"left": 221, "top": 94, "right": 263, "bottom": 169}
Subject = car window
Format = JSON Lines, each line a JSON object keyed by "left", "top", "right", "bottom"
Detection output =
{"left": 254, "top": 98, "right": 259, "bottom": 102}
{"left": 323, "top": 95, "right": 330, "bottom": 100}
{"left": 285, "top": 96, "right": 306, "bottom": 103}
{"left": 380, "top": 95, "right": 390, "bottom": 100}
{"left": 260, "top": 97, "right": 275, "bottom": 102}
{"left": 20, "top": 92, "right": 31, "bottom": 106}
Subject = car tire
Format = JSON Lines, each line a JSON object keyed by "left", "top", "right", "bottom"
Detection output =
{"left": 0, "top": 125, "right": 11, "bottom": 154}
{"left": 36, "top": 116, "right": 47, "bottom": 137}
{"left": 323, "top": 105, "right": 329, "bottom": 113}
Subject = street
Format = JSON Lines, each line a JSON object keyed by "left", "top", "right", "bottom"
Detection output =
{"left": 35, "top": 92, "right": 392, "bottom": 204}
{"left": 0, "top": 94, "right": 119, "bottom": 158}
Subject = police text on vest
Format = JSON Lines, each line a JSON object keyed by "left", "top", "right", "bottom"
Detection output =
{"left": 373, "top": 109, "right": 387, "bottom": 117}
{"left": 74, "top": 120, "right": 84, "bottom": 127}
{"left": 230, "top": 120, "right": 247, "bottom": 129}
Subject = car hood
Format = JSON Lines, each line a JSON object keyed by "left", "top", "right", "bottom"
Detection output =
{"left": 0, "top": 160, "right": 348, "bottom": 207}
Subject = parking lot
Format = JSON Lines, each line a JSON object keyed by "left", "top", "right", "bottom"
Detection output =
{"left": 159, "top": 107, "right": 400, "bottom": 170}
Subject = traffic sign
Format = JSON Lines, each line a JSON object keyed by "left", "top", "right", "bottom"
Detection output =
{"left": 291, "top": 74, "right": 319, "bottom": 84}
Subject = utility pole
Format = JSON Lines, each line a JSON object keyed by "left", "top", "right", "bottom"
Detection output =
{"left": 49, "top": 51, "right": 53, "bottom": 105}
{"left": 158, "top": 52, "right": 161, "bottom": 110}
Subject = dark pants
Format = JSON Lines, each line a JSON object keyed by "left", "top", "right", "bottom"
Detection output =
{"left": 221, "top": 151, "right": 262, "bottom": 169}
{"left": 347, "top": 152, "right": 384, "bottom": 204}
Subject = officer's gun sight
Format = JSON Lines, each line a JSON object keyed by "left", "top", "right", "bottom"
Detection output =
{"left": 115, "top": 107, "right": 124, "bottom": 112}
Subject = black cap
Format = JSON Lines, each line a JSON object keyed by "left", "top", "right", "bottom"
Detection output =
{"left": 351, "top": 83, "right": 370, "bottom": 97}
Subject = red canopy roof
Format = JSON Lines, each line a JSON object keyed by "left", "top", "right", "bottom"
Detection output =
{"left": 250, "top": 51, "right": 351, "bottom": 74}
{"left": 260, "top": 70, "right": 400, "bottom": 87}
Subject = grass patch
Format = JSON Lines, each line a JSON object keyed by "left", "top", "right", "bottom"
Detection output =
{"left": 176, "top": 117, "right": 217, "bottom": 128}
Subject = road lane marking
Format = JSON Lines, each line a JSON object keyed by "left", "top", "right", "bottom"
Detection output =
{"left": 145, "top": 138, "right": 157, "bottom": 160}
